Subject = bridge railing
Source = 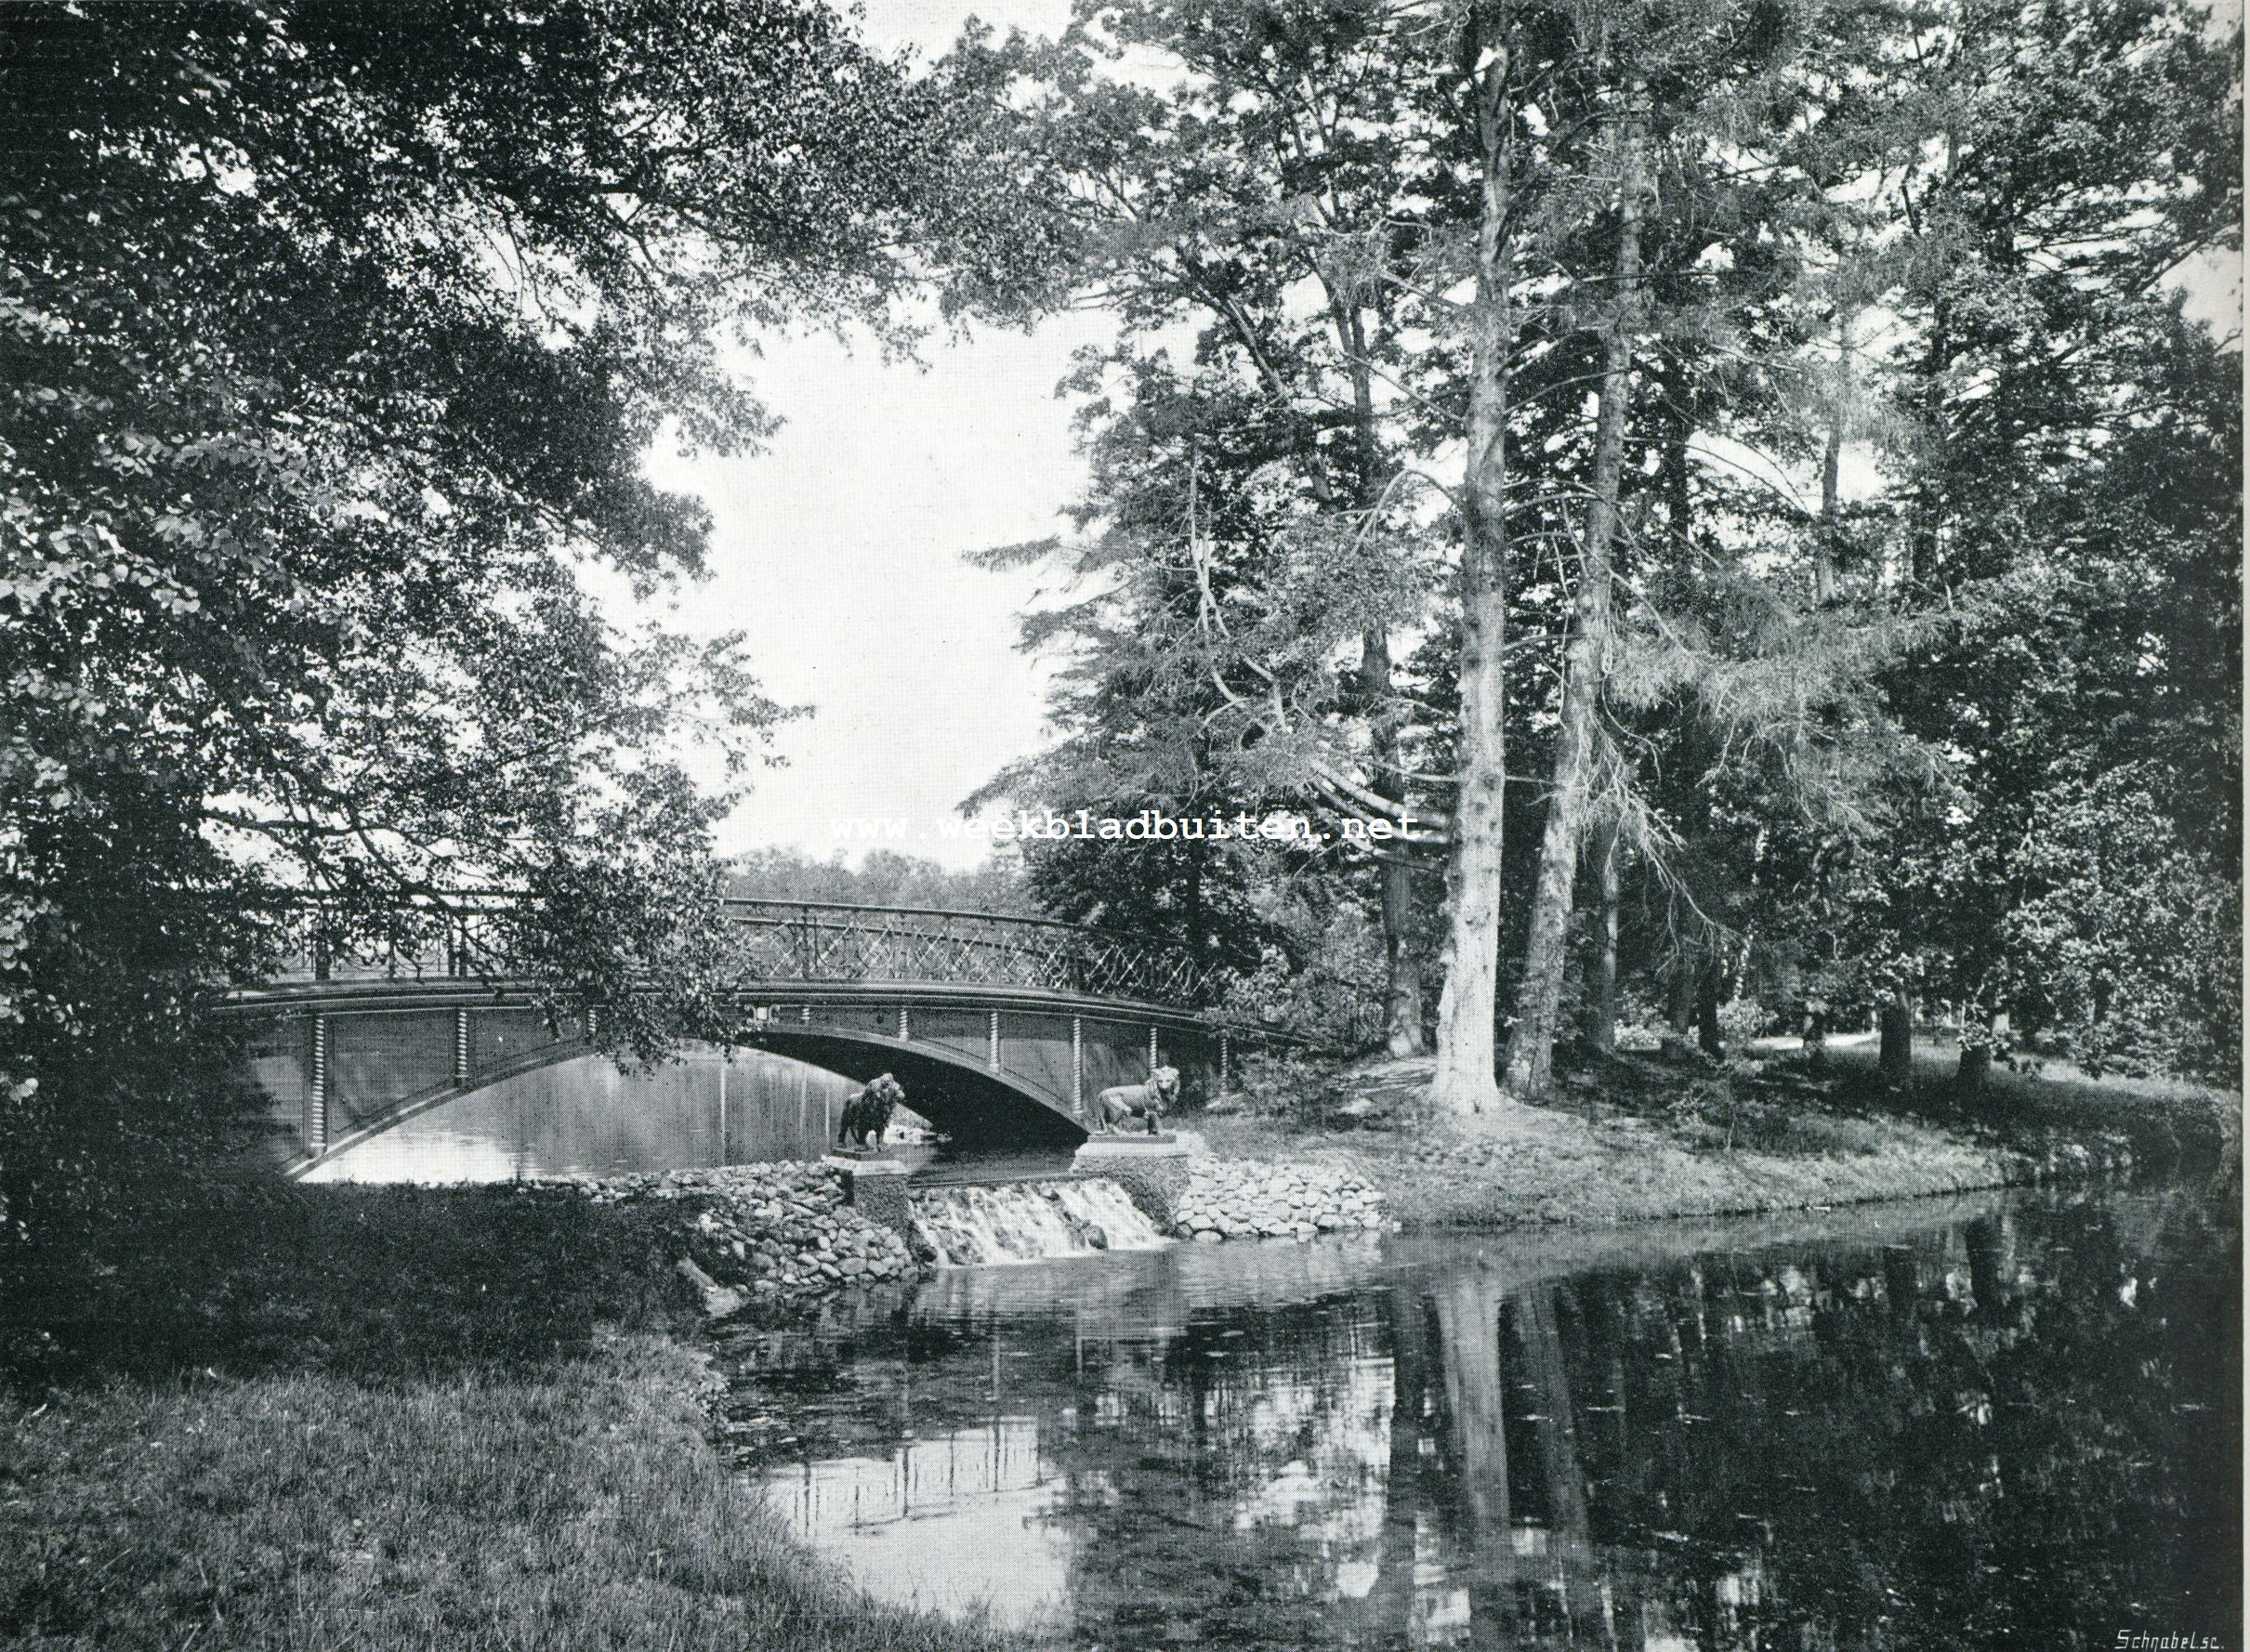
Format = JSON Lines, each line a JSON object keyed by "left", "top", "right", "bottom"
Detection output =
{"left": 719, "top": 898, "right": 1212, "bottom": 1005}
{"left": 259, "top": 893, "right": 516, "bottom": 986}
{"left": 257, "top": 893, "right": 1217, "bottom": 1009}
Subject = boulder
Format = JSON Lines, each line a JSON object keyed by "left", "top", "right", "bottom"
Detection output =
{"left": 676, "top": 1256, "right": 745, "bottom": 1319}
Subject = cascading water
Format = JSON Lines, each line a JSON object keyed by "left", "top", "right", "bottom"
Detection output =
{"left": 908, "top": 1178, "right": 1170, "bottom": 1265}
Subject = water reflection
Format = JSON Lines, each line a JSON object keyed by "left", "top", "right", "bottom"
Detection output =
{"left": 719, "top": 1187, "right": 2241, "bottom": 1650}
{"left": 305, "top": 1045, "right": 861, "bottom": 1182}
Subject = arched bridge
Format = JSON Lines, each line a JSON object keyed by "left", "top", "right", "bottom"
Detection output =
{"left": 223, "top": 899, "right": 1243, "bottom": 1174}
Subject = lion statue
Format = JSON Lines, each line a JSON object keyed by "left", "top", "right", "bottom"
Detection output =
{"left": 836, "top": 1072, "right": 905, "bottom": 1150}
{"left": 1089, "top": 1065, "right": 1178, "bottom": 1134}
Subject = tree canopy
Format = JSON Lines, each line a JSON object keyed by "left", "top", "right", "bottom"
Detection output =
{"left": 968, "top": 0, "right": 2241, "bottom": 1096}
{"left": 0, "top": 0, "right": 1046, "bottom": 1256}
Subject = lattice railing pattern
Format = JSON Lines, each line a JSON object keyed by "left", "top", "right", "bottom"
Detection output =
{"left": 260, "top": 895, "right": 1214, "bottom": 1009}
{"left": 720, "top": 900, "right": 1210, "bottom": 1006}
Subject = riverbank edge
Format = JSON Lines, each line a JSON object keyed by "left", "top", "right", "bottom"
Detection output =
{"left": 1194, "top": 1046, "right": 2242, "bottom": 1234}
{"left": 0, "top": 1185, "right": 1016, "bottom": 1652}
{"left": 1198, "top": 1118, "right": 2142, "bottom": 1236}
{"left": 559, "top": 1069, "right": 2217, "bottom": 1278}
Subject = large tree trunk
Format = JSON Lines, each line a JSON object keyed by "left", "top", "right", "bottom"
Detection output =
{"left": 1957, "top": 1000, "right": 1994, "bottom": 1094}
{"left": 1503, "top": 108, "right": 1647, "bottom": 1097}
{"left": 1377, "top": 847, "right": 1427, "bottom": 1056}
{"left": 1362, "top": 625, "right": 1428, "bottom": 1056}
{"left": 1339, "top": 284, "right": 1428, "bottom": 1058}
{"left": 1586, "top": 814, "right": 1619, "bottom": 1055}
{"left": 1814, "top": 309, "right": 1855, "bottom": 604}
{"left": 1879, "top": 985, "right": 1914, "bottom": 1085}
{"left": 1430, "top": 37, "right": 1516, "bottom": 1117}
{"left": 1696, "top": 960, "right": 1723, "bottom": 1057}
{"left": 1956, "top": 1038, "right": 1993, "bottom": 1095}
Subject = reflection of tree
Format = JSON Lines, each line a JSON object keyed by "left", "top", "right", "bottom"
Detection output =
{"left": 1505, "top": 1288, "right": 1590, "bottom": 1550}
{"left": 1032, "top": 1295, "right": 1400, "bottom": 1650}
{"left": 1352, "top": 1284, "right": 1432, "bottom": 1644}
{"left": 715, "top": 1190, "right": 2238, "bottom": 1652}
{"left": 1435, "top": 1270, "right": 1513, "bottom": 1557}
{"left": 1500, "top": 1191, "right": 2240, "bottom": 1651}
{"left": 1353, "top": 1192, "right": 2230, "bottom": 1652}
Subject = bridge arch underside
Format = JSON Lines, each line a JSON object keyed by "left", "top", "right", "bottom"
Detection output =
{"left": 743, "top": 1029, "right": 1084, "bottom": 1147}
{"left": 237, "top": 988, "right": 1224, "bottom": 1172}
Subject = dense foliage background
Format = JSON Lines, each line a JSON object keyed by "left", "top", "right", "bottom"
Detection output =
{"left": 968, "top": 0, "right": 2242, "bottom": 1087}
{"left": 0, "top": 0, "right": 1047, "bottom": 1268}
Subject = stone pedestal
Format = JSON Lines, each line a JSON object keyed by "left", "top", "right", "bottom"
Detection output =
{"left": 828, "top": 1155, "right": 915, "bottom": 1239}
{"left": 1072, "top": 1135, "right": 1193, "bottom": 1230}
{"left": 1072, "top": 1134, "right": 1186, "bottom": 1160}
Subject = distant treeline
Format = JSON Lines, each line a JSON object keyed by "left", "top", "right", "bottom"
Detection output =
{"left": 722, "top": 849, "right": 1036, "bottom": 917}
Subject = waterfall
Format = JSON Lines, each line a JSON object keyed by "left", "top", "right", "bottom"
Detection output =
{"left": 908, "top": 1178, "right": 1170, "bottom": 1265}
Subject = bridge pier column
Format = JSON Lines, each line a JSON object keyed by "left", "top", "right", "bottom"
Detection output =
{"left": 1071, "top": 1016, "right": 1084, "bottom": 1118}
{"left": 1149, "top": 1025, "right": 1159, "bottom": 1075}
{"left": 308, "top": 1015, "right": 328, "bottom": 1156}
{"left": 454, "top": 1009, "right": 470, "bottom": 1084}
{"left": 1218, "top": 1029, "right": 1230, "bottom": 1095}
{"left": 898, "top": 1005, "right": 910, "bottom": 1041}
{"left": 987, "top": 1011, "right": 1001, "bottom": 1070}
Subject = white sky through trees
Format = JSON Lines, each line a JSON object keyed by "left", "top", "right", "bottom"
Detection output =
{"left": 637, "top": 0, "right": 1089, "bottom": 875}
{"left": 637, "top": 0, "right": 2243, "bottom": 877}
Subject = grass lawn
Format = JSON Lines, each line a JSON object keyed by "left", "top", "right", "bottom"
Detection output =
{"left": 1, "top": 1179, "right": 1010, "bottom": 1652}
{"left": 1200, "top": 1032, "right": 2240, "bottom": 1230}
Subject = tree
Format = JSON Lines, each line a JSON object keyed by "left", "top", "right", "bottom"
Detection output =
{"left": 1557, "top": 0, "right": 2241, "bottom": 1095}
{"left": 1, "top": 0, "right": 1043, "bottom": 1261}
{"left": 964, "top": 368, "right": 1349, "bottom": 996}
{"left": 725, "top": 847, "right": 1036, "bottom": 914}
{"left": 1798, "top": 0, "right": 2242, "bottom": 1082}
{"left": 1499, "top": 55, "right": 1650, "bottom": 1095}
{"left": 960, "top": 0, "right": 1452, "bottom": 1053}
{"left": 1419, "top": 3, "right": 1521, "bottom": 1114}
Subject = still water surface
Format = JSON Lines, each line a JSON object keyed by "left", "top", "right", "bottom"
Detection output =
{"left": 301, "top": 1046, "right": 856, "bottom": 1182}
{"left": 716, "top": 1186, "right": 2240, "bottom": 1651}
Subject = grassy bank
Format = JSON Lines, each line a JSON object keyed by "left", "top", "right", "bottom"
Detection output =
{"left": 2, "top": 1181, "right": 1008, "bottom": 1652}
{"left": 1203, "top": 1035, "right": 2240, "bottom": 1231}
{"left": 6, "top": 1049, "right": 2232, "bottom": 1647}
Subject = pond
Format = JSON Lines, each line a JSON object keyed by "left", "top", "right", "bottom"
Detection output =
{"left": 296, "top": 1042, "right": 1086, "bottom": 1185}
{"left": 298, "top": 1045, "right": 866, "bottom": 1182}
{"left": 711, "top": 1184, "right": 2240, "bottom": 1651}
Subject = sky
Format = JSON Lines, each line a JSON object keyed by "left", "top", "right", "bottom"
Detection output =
{"left": 633, "top": 0, "right": 1095, "bottom": 873}
{"left": 636, "top": 0, "right": 2244, "bottom": 876}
